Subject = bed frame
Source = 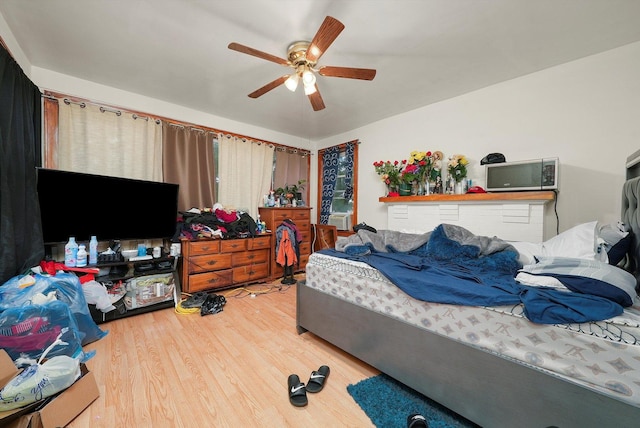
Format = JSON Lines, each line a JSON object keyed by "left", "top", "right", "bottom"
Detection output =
{"left": 297, "top": 176, "right": 640, "bottom": 428}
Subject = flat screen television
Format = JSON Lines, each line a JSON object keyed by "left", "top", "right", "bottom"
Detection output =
{"left": 37, "top": 168, "right": 179, "bottom": 244}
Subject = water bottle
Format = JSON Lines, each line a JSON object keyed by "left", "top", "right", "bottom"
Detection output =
{"left": 64, "top": 237, "right": 78, "bottom": 267}
{"left": 256, "top": 215, "right": 263, "bottom": 233}
{"left": 89, "top": 236, "right": 98, "bottom": 265}
{"left": 76, "top": 244, "right": 87, "bottom": 267}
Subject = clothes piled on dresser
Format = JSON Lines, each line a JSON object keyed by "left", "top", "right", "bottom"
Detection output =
{"left": 176, "top": 203, "right": 258, "bottom": 240}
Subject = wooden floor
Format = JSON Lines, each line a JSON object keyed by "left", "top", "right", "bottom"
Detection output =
{"left": 69, "top": 279, "right": 379, "bottom": 427}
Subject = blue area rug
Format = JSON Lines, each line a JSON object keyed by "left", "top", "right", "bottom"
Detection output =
{"left": 347, "top": 374, "right": 480, "bottom": 428}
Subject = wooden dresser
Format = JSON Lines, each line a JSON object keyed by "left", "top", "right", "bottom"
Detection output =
{"left": 258, "top": 207, "right": 311, "bottom": 281}
{"left": 180, "top": 235, "right": 272, "bottom": 293}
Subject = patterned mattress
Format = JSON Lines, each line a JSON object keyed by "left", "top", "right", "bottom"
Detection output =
{"left": 305, "top": 252, "right": 640, "bottom": 407}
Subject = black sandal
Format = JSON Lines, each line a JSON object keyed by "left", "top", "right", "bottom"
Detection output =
{"left": 407, "top": 413, "right": 429, "bottom": 428}
{"left": 287, "top": 374, "right": 308, "bottom": 407}
{"left": 306, "top": 365, "right": 330, "bottom": 393}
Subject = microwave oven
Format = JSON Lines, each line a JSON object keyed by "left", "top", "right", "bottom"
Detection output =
{"left": 485, "top": 158, "right": 558, "bottom": 192}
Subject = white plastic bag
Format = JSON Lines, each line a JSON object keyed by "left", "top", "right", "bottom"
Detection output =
{"left": 82, "top": 280, "right": 116, "bottom": 312}
{"left": 0, "top": 333, "right": 81, "bottom": 411}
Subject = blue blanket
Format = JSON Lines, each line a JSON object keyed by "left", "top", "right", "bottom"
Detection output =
{"left": 321, "top": 224, "right": 623, "bottom": 324}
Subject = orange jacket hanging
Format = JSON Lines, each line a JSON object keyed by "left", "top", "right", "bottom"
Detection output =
{"left": 276, "top": 229, "right": 297, "bottom": 267}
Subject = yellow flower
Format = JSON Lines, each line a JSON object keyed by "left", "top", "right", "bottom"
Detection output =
{"left": 447, "top": 154, "right": 469, "bottom": 182}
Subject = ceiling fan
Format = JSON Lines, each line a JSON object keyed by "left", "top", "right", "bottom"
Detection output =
{"left": 228, "top": 16, "right": 376, "bottom": 111}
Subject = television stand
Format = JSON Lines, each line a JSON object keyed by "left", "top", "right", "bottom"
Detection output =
{"left": 87, "top": 255, "right": 179, "bottom": 324}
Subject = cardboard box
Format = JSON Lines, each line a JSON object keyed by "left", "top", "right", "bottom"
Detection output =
{"left": 0, "top": 349, "right": 99, "bottom": 428}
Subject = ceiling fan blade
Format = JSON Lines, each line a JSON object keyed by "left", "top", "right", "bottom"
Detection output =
{"left": 248, "top": 75, "right": 289, "bottom": 98}
{"left": 228, "top": 42, "right": 289, "bottom": 66}
{"left": 319, "top": 66, "right": 377, "bottom": 80}
{"left": 308, "top": 85, "right": 325, "bottom": 111}
{"left": 305, "top": 16, "right": 345, "bottom": 64}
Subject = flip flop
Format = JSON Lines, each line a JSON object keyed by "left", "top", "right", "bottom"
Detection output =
{"left": 306, "top": 365, "right": 330, "bottom": 393}
{"left": 287, "top": 374, "right": 308, "bottom": 407}
{"left": 407, "top": 413, "right": 429, "bottom": 428}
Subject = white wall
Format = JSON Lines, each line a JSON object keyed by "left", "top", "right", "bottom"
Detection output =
{"left": 315, "top": 41, "right": 640, "bottom": 240}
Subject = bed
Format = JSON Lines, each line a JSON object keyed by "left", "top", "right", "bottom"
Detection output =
{"left": 297, "top": 175, "right": 640, "bottom": 427}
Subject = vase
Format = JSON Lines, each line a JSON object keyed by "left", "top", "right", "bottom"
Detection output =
{"left": 411, "top": 180, "right": 420, "bottom": 196}
{"left": 399, "top": 182, "right": 412, "bottom": 196}
{"left": 423, "top": 179, "right": 431, "bottom": 195}
{"left": 454, "top": 181, "right": 465, "bottom": 195}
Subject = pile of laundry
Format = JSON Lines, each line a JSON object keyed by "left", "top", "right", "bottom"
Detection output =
{"left": 177, "top": 203, "right": 258, "bottom": 240}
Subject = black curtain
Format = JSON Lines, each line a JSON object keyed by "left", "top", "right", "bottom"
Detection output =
{"left": 0, "top": 45, "right": 44, "bottom": 284}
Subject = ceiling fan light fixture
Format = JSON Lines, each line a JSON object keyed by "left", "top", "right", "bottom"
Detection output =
{"left": 302, "top": 68, "right": 316, "bottom": 86}
{"left": 303, "top": 82, "right": 317, "bottom": 95}
{"left": 284, "top": 73, "right": 299, "bottom": 92}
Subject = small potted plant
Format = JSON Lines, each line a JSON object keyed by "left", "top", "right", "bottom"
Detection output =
{"left": 276, "top": 179, "right": 307, "bottom": 205}
{"left": 289, "top": 179, "right": 307, "bottom": 202}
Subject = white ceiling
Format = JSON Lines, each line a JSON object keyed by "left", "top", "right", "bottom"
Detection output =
{"left": 2, "top": 0, "right": 640, "bottom": 140}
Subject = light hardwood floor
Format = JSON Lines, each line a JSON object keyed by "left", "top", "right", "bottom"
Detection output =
{"left": 69, "top": 279, "right": 379, "bottom": 427}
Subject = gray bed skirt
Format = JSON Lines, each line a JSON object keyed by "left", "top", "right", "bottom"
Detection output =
{"left": 296, "top": 280, "right": 640, "bottom": 428}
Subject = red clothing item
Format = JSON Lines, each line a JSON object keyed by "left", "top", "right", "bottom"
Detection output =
{"left": 276, "top": 229, "right": 297, "bottom": 267}
{"left": 215, "top": 208, "right": 238, "bottom": 223}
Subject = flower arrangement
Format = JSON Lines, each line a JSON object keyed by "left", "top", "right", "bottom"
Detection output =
{"left": 373, "top": 160, "right": 403, "bottom": 187}
{"left": 402, "top": 150, "right": 444, "bottom": 183}
{"left": 447, "top": 154, "right": 469, "bottom": 182}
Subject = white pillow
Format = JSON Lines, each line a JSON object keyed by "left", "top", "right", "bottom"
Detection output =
{"left": 509, "top": 241, "right": 542, "bottom": 265}
{"left": 541, "top": 221, "right": 598, "bottom": 260}
{"left": 509, "top": 221, "right": 598, "bottom": 265}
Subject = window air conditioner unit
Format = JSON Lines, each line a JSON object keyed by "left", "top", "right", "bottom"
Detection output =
{"left": 328, "top": 214, "right": 351, "bottom": 231}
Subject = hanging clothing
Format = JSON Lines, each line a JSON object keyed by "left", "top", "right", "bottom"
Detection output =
{"left": 276, "top": 221, "right": 301, "bottom": 266}
{"left": 276, "top": 229, "right": 297, "bottom": 267}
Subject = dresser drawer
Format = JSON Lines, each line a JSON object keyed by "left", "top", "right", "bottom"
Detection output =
{"left": 188, "top": 240, "right": 220, "bottom": 256}
{"left": 187, "top": 253, "right": 232, "bottom": 274}
{"left": 295, "top": 219, "right": 310, "bottom": 233}
{"left": 220, "top": 239, "right": 247, "bottom": 253}
{"left": 292, "top": 210, "right": 309, "bottom": 222}
{"left": 247, "top": 235, "right": 271, "bottom": 250}
{"left": 299, "top": 242, "right": 311, "bottom": 256}
{"left": 272, "top": 210, "right": 293, "bottom": 223}
{"left": 188, "top": 270, "right": 233, "bottom": 291}
{"left": 232, "top": 249, "right": 269, "bottom": 266}
{"left": 299, "top": 230, "right": 311, "bottom": 244}
{"left": 232, "top": 262, "right": 269, "bottom": 283}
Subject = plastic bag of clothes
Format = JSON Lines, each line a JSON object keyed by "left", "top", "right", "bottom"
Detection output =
{"left": 0, "top": 272, "right": 107, "bottom": 345}
{"left": 0, "top": 331, "right": 81, "bottom": 411}
{"left": 0, "top": 300, "right": 94, "bottom": 366}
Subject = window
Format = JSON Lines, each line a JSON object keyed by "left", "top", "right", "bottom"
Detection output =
{"left": 331, "top": 151, "right": 353, "bottom": 214}
{"left": 317, "top": 141, "right": 358, "bottom": 230}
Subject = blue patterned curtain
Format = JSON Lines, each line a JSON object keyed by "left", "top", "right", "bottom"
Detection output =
{"left": 343, "top": 141, "right": 356, "bottom": 201}
{"left": 319, "top": 146, "right": 340, "bottom": 224}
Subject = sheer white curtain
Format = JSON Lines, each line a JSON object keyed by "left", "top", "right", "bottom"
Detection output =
{"left": 57, "top": 101, "right": 162, "bottom": 180}
{"left": 218, "top": 134, "right": 274, "bottom": 219}
{"left": 273, "top": 148, "right": 308, "bottom": 191}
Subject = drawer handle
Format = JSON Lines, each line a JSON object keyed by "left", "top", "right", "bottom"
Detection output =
{"left": 207, "top": 260, "right": 218, "bottom": 266}
{"left": 201, "top": 246, "right": 211, "bottom": 251}
{"left": 248, "top": 269, "right": 256, "bottom": 275}
{"left": 208, "top": 278, "right": 220, "bottom": 284}
{"left": 247, "top": 255, "right": 256, "bottom": 260}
